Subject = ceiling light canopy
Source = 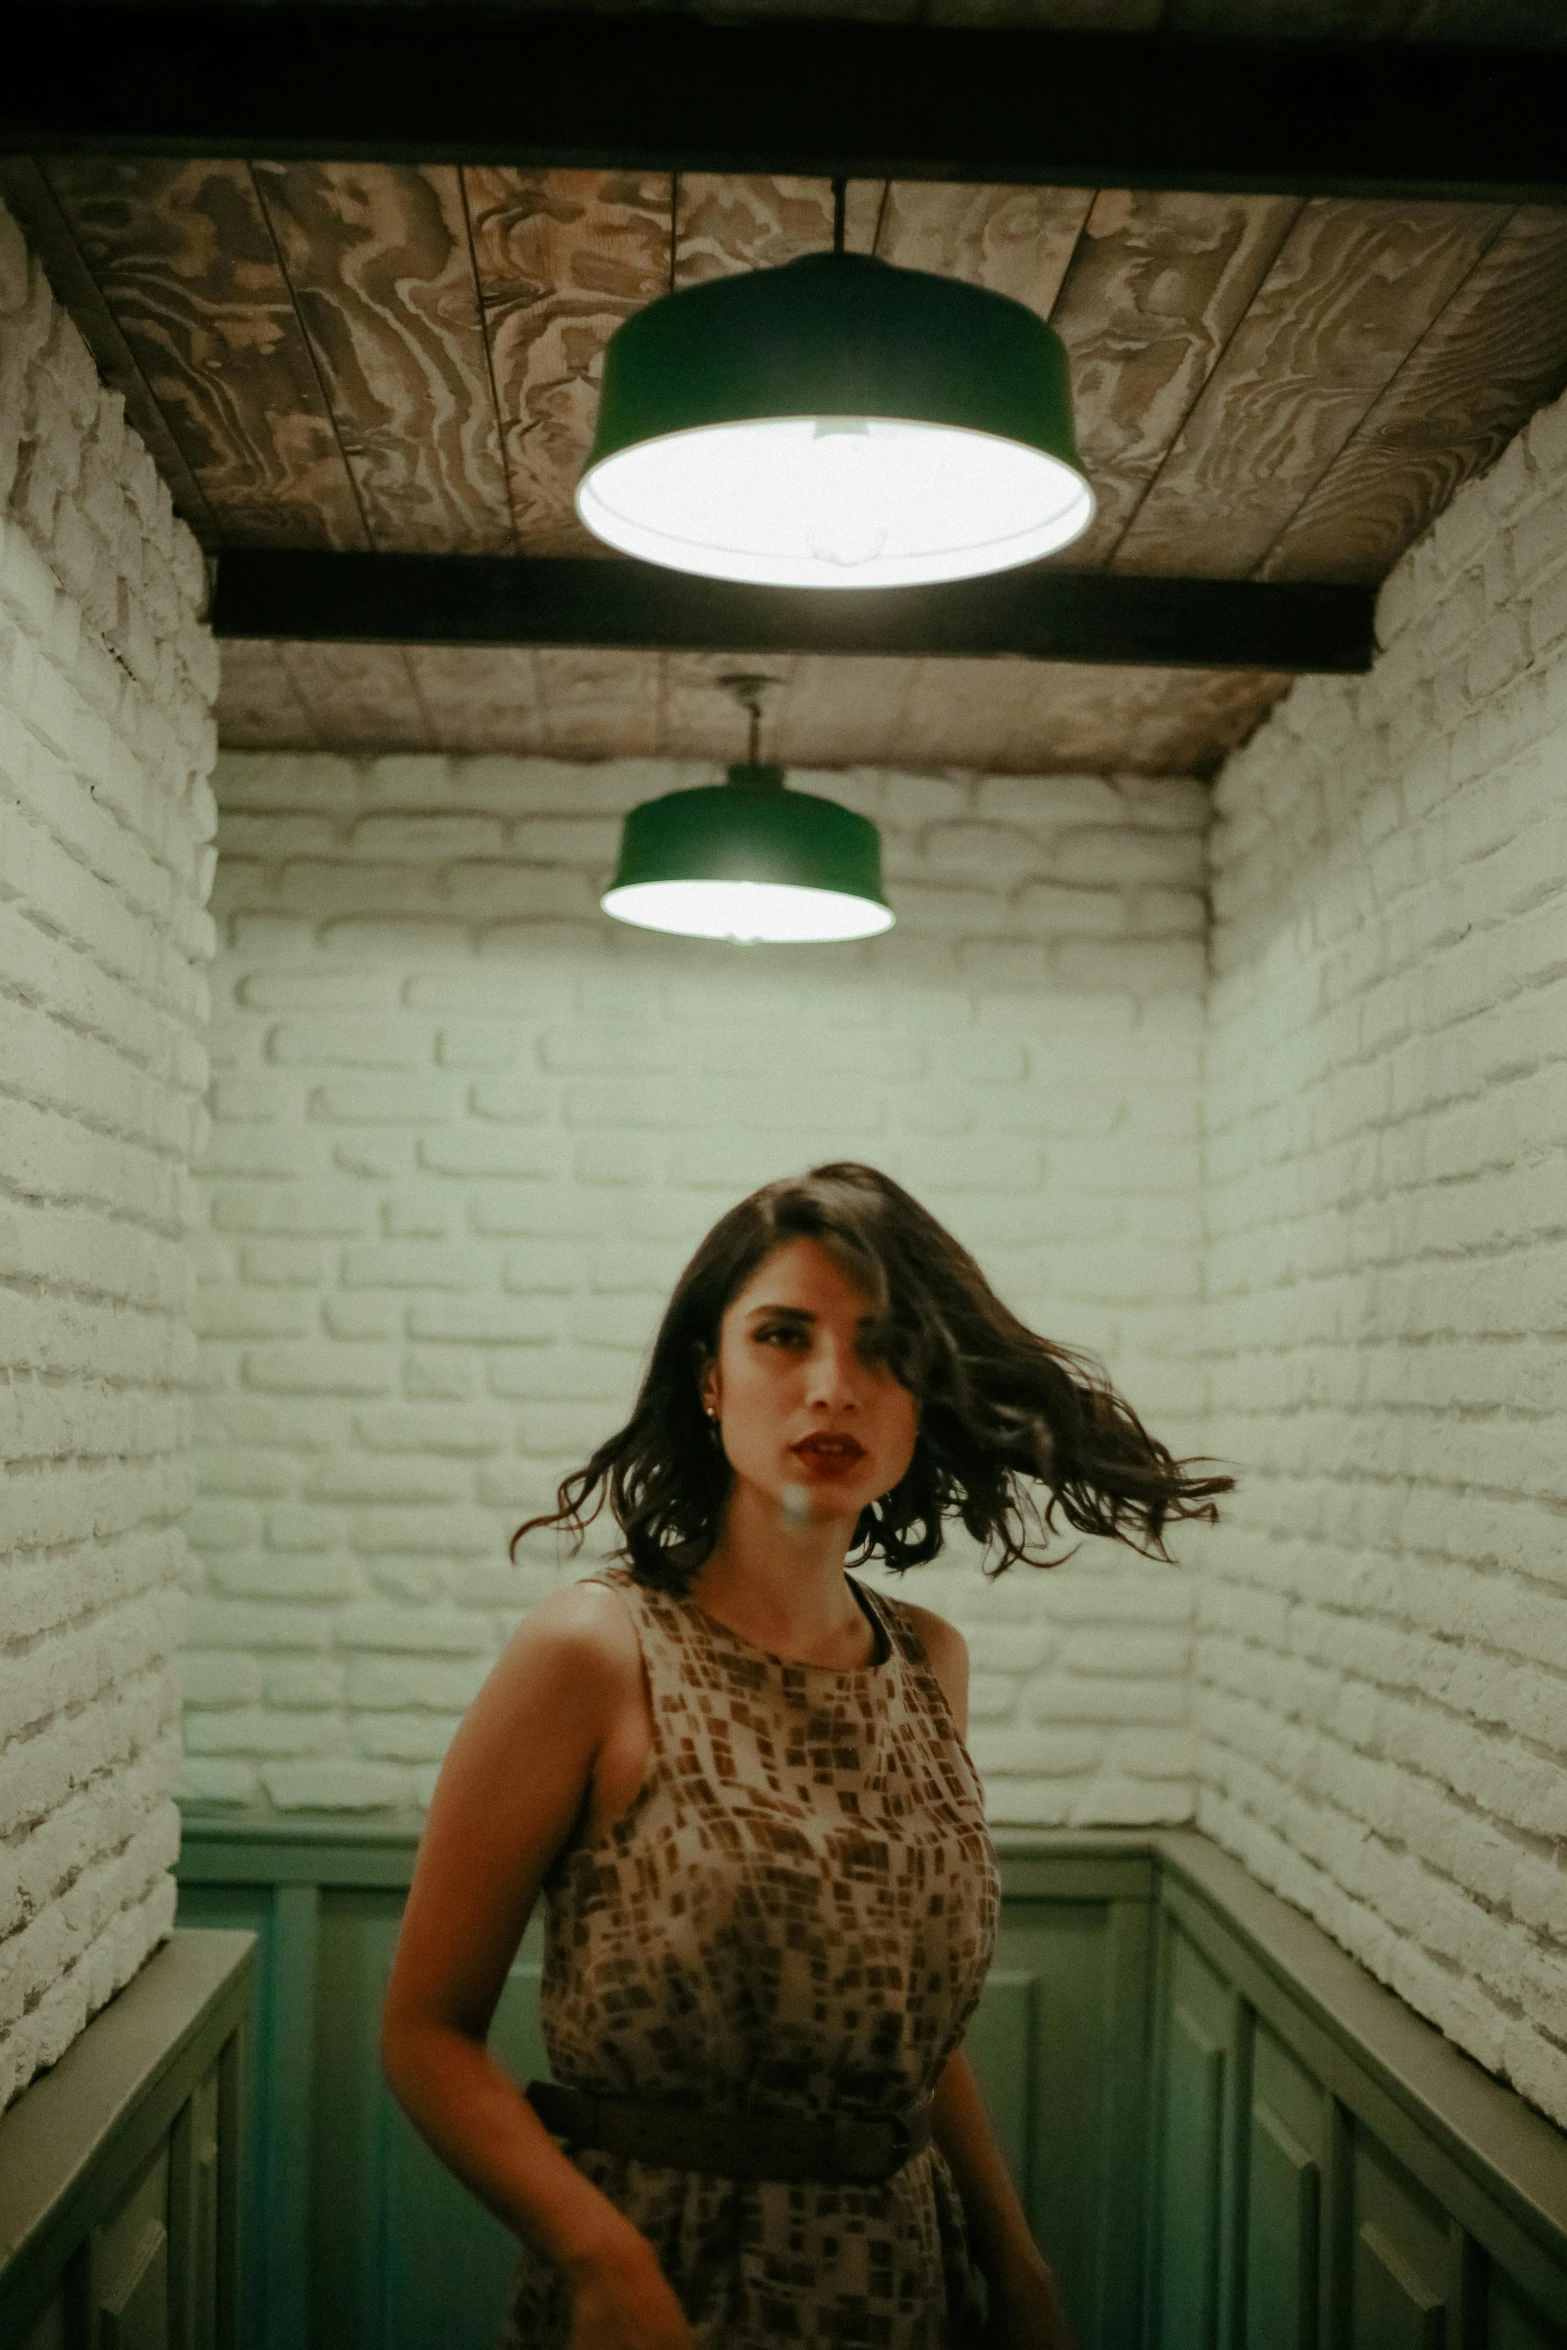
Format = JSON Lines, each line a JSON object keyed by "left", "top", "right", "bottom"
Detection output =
{"left": 577, "top": 251, "right": 1092, "bottom": 590}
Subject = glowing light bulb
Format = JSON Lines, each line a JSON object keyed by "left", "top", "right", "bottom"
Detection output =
{"left": 579, "top": 417, "right": 1093, "bottom": 590}
{"left": 601, "top": 877, "right": 894, "bottom": 944}
{"left": 802, "top": 421, "right": 889, "bottom": 571}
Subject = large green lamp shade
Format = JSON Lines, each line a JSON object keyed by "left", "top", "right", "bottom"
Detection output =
{"left": 602, "top": 771, "right": 894, "bottom": 944}
{"left": 577, "top": 253, "right": 1093, "bottom": 590}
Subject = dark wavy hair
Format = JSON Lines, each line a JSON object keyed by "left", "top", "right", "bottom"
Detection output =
{"left": 511, "top": 1162, "right": 1231, "bottom": 1595}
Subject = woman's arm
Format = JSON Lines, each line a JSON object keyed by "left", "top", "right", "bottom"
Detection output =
{"left": 904, "top": 1604, "right": 1079, "bottom": 2350}
{"left": 380, "top": 1582, "right": 694, "bottom": 2349}
{"left": 932, "top": 2050, "right": 1076, "bottom": 2349}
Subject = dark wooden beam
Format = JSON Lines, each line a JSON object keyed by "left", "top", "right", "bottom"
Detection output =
{"left": 5, "top": 8, "right": 1567, "bottom": 202}
{"left": 209, "top": 553, "right": 1374, "bottom": 675}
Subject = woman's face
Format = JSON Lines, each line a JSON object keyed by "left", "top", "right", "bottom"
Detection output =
{"left": 701, "top": 1236, "right": 919, "bottom": 1527}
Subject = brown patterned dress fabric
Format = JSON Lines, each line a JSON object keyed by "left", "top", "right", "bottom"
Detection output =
{"left": 501, "top": 1566, "right": 1001, "bottom": 2348}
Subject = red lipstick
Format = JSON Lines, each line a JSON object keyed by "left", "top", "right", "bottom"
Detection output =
{"left": 790, "top": 1434, "right": 866, "bottom": 1480}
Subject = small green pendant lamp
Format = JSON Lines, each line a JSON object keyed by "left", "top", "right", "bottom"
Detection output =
{"left": 601, "top": 676, "right": 894, "bottom": 945}
{"left": 577, "top": 184, "right": 1093, "bottom": 590}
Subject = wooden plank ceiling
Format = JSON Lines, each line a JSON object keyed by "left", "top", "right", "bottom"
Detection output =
{"left": 14, "top": 153, "right": 1567, "bottom": 773}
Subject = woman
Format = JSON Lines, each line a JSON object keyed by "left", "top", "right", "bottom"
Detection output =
{"left": 382, "top": 1164, "right": 1229, "bottom": 2350}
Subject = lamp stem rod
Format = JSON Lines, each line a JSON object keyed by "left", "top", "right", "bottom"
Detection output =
{"left": 831, "top": 176, "right": 846, "bottom": 255}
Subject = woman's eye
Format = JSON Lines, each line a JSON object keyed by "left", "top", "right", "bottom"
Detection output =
{"left": 756, "top": 1324, "right": 807, "bottom": 1348}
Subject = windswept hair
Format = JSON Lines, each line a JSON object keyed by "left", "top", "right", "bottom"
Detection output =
{"left": 512, "top": 1162, "right": 1231, "bottom": 1596}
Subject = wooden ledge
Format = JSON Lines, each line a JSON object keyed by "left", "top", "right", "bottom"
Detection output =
{"left": 0, "top": 1929, "right": 255, "bottom": 2338}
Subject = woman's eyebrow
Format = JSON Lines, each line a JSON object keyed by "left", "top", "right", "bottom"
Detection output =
{"left": 743, "top": 1303, "right": 882, "bottom": 1327}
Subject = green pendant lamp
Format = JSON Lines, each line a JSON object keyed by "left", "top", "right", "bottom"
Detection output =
{"left": 577, "top": 185, "right": 1093, "bottom": 590}
{"left": 601, "top": 676, "right": 894, "bottom": 945}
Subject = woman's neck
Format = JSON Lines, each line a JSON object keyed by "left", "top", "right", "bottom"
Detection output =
{"left": 691, "top": 1479, "right": 865, "bottom": 1653}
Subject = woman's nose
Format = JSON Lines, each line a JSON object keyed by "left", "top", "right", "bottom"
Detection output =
{"left": 805, "top": 1336, "right": 859, "bottom": 1409}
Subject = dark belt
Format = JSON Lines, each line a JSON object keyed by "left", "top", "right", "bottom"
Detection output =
{"left": 525, "top": 2080, "right": 932, "bottom": 2185}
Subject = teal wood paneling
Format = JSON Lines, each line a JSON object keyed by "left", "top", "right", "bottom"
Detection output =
{"left": 1243, "top": 2023, "right": 1322, "bottom": 2350}
{"left": 308, "top": 1890, "right": 548, "bottom": 2350}
{"left": 1151, "top": 1922, "right": 1229, "bottom": 2350}
{"left": 1489, "top": 2263, "right": 1566, "bottom": 2350}
{"left": 963, "top": 1966, "right": 1035, "bottom": 2191}
{"left": 175, "top": 1822, "right": 1567, "bottom": 2350}
{"left": 1348, "top": 2127, "right": 1454, "bottom": 2350}
{"left": 0, "top": 1933, "right": 252, "bottom": 2350}
{"left": 967, "top": 1895, "right": 1152, "bottom": 2348}
{"left": 173, "top": 1883, "right": 312, "bottom": 2350}
{"left": 1151, "top": 1843, "right": 1567, "bottom": 2350}
{"left": 382, "top": 1953, "right": 551, "bottom": 2349}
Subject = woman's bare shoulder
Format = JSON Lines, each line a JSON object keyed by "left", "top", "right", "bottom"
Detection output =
{"left": 503, "top": 1574, "right": 643, "bottom": 1682}
{"left": 437, "top": 1575, "right": 643, "bottom": 1795}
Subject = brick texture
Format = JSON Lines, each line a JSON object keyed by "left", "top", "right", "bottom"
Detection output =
{"left": 1200, "top": 389, "right": 1567, "bottom": 2128}
{"left": 188, "top": 755, "right": 1210, "bottom": 1831}
{"left": 0, "top": 199, "right": 217, "bottom": 2113}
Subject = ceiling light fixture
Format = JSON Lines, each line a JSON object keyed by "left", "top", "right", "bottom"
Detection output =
{"left": 577, "top": 183, "right": 1093, "bottom": 590}
{"left": 600, "top": 675, "right": 894, "bottom": 945}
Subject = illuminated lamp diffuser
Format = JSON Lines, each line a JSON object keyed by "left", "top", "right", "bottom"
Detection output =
{"left": 576, "top": 248, "right": 1093, "bottom": 590}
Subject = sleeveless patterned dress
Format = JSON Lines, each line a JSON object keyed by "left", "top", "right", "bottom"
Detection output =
{"left": 501, "top": 1565, "right": 1001, "bottom": 2349}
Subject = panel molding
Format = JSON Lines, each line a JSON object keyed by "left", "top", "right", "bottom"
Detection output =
{"left": 1356, "top": 2216, "right": 1445, "bottom": 2339}
{"left": 1245, "top": 2098, "right": 1320, "bottom": 2350}
{"left": 1158, "top": 1996, "right": 1225, "bottom": 2346}
{"left": 1157, "top": 1846, "right": 1567, "bottom": 2333}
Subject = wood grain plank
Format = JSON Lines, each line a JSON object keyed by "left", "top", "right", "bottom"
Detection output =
{"left": 403, "top": 647, "right": 547, "bottom": 753}
{"left": 1044, "top": 190, "right": 1304, "bottom": 566}
{"left": 210, "top": 637, "right": 1287, "bottom": 778}
{"left": 250, "top": 162, "right": 512, "bottom": 555}
{"left": 909, "top": 662, "right": 1287, "bottom": 776}
{"left": 893, "top": 657, "right": 1045, "bottom": 770}
{"left": 1008, "top": 662, "right": 1195, "bottom": 771}
{"left": 991, "top": 662, "right": 1168, "bottom": 772}
{"left": 275, "top": 642, "right": 432, "bottom": 747}
{"left": 215, "top": 639, "right": 321, "bottom": 748}
{"left": 1115, "top": 668, "right": 1291, "bottom": 774}
{"left": 0, "top": 156, "right": 223, "bottom": 546}
{"left": 771, "top": 656, "right": 918, "bottom": 770}
{"left": 874, "top": 181, "right": 1093, "bottom": 317}
{"left": 1263, "top": 206, "right": 1567, "bottom": 583}
{"left": 1114, "top": 199, "right": 1509, "bottom": 578}
{"left": 43, "top": 157, "right": 367, "bottom": 550}
{"left": 657, "top": 652, "right": 800, "bottom": 765}
{"left": 534, "top": 647, "right": 663, "bottom": 758}
{"left": 465, "top": 168, "right": 672, "bottom": 556}
{"left": 674, "top": 175, "right": 880, "bottom": 286}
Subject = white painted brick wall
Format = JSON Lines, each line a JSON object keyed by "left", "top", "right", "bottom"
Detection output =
{"left": 1201, "top": 387, "right": 1567, "bottom": 2129}
{"left": 187, "top": 753, "right": 1210, "bottom": 1831}
{"left": 0, "top": 199, "right": 217, "bottom": 2113}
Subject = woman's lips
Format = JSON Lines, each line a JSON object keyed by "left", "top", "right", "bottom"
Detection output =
{"left": 790, "top": 1436, "right": 866, "bottom": 1481}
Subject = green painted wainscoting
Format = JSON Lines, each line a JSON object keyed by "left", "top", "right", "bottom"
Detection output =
{"left": 0, "top": 1930, "right": 254, "bottom": 2350}
{"left": 1145, "top": 1843, "right": 1567, "bottom": 2350}
{"left": 173, "top": 1820, "right": 1567, "bottom": 2350}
